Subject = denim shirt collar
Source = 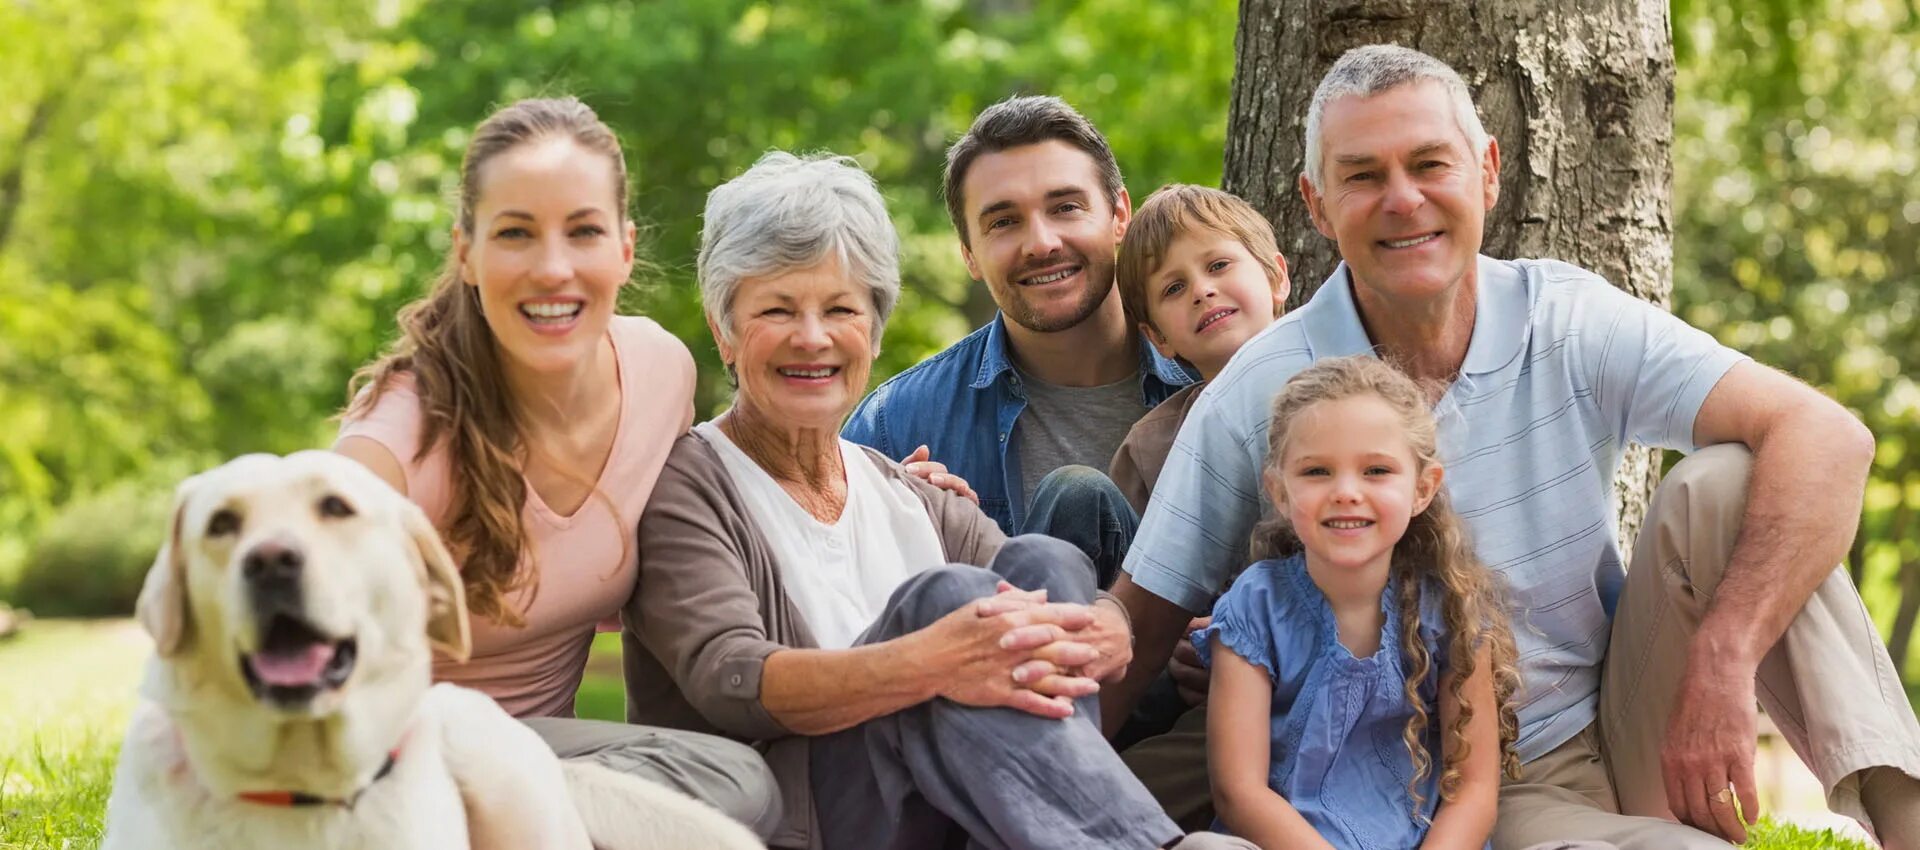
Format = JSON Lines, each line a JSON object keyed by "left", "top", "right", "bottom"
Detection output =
{"left": 969, "top": 313, "right": 1197, "bottom": 402}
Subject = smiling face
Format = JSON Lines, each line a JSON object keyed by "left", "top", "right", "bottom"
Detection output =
{"left": 1266, "top": 393, "right": 1443, "bottom": 578}
{"left": 1300, "top": 80, "right": 1499, "bottom": 309}
{"left": 959, "top": 140, "right": 1131, "bottom": 334}
{"left": 455, "top": 137, "right": 636, "bottom": 378}
{"left": 714, "top": 258, "right": 877, "bottom": 433}
{"left": 1140, "top": 228, "right": 1289, "bottom": 379}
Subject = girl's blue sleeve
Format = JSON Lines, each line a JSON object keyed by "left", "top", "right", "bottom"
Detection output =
{"left": 1192, "top": 562, "right": 1284, "bottom": 678}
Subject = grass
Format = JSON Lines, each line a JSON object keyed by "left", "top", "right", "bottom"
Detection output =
{"left": 0, "top": 620, "right": 1883, "bottom": 849}
{"left": 0, "top": 620, "right": 146, "bottom": 849}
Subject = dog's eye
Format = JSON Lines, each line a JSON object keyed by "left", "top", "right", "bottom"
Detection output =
{"left": 206, "top": 509, "right": 241, "bottom": 537}
{"left": 318, "top": 494, "right": 356, "bottom": 519}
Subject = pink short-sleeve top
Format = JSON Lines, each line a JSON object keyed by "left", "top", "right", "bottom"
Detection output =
{"left": 337, "top": 315, "right": 696, "bottom": 718}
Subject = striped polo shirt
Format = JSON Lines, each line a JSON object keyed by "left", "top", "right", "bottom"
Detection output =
{"left": 1125, "top": 255, "right": 1747, "bottom": 761}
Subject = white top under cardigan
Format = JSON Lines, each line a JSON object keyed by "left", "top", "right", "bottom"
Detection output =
{"left": 693, "top": 421, "right": 949, "bottom": 649}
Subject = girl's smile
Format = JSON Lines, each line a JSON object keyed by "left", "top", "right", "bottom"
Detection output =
{"left": 1269, "top": 393, "right": 1443, "bottom": 579}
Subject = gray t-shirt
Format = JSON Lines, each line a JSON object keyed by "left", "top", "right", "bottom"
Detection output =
{"left": 1013, "top": 368, "right": 1147, "bottom": 511}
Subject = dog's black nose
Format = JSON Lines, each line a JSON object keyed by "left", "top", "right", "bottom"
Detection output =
{"left": 242, "top": 540, "right": 304, "bottom": 585}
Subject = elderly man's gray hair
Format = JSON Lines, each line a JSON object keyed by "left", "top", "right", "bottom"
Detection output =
{"left": 1303, "top": 44, "right": 1491, "bottom": 190}
{"left": 698, "top": 151, "right": 901, "bottom": 345}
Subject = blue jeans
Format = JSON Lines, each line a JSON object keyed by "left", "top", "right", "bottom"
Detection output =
{"left": 809, "top": 535, "right": 1181, "bottom": 850}
{"left": 1022, "top": 465, "right": 1138, "bottom": 590}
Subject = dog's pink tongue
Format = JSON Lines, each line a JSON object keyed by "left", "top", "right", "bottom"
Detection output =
{"left": 248, "top": 644, "right": 335, "bottom": 686}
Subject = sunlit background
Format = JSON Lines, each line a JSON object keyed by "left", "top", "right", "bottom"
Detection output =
{"left": 1, "top": 0, "right": 1913, "bottom": 845}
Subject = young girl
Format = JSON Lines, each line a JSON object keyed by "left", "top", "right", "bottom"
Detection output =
{"left": 1198, "top": 355, "right": 1522, "bottom": 850}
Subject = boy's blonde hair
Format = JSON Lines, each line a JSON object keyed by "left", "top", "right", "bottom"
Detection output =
{"left": 1115, "top": 184, "right": 1284, "bottom": 334}
{"left": 1250, "top": 355, "right": 1524, "bottom": 817}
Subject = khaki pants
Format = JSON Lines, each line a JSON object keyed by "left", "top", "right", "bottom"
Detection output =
{"left": 1121, "top": 700, "right": 1215, "bottom": 832}
{"left": 1494, "top": 444, "right": 1920, "bottom": 848}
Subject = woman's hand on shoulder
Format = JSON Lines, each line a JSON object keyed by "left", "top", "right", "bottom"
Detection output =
{"left": 905, "top": 589, "right": 1101, "bottom": 719}
{"left": 900, "top": 445, "right": 978, "bottom": 504}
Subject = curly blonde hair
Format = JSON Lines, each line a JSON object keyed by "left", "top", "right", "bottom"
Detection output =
{"left": 1248, "top": 355, "right": 1523, "bottom": 816}
{"left": 345, "top": 97, "right": 629, "bottom": 627}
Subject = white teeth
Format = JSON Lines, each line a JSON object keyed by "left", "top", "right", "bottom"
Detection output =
{"left": 1325, "top": 519, "right": 1373, "bottom": 529}
{"left": 780, "top": 367, "right": 838, "bottom": 378}
{"left": 1022, "top": 268, "right": 1075, "bottom": 285}
{"left": 521, "top": 302, "right": 582, "bottom": 320}
{"left": 1198, "top": 309, "right": 1237, "bottom": 332}
{"left": 1384, "top": 233, "right": 1439, "bottom": 249}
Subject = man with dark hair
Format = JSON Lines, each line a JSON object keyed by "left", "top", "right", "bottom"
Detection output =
{"left": 843, "top": 94, "right": 1195, "bottom": 588}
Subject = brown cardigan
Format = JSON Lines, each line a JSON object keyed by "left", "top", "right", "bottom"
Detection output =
{"left": 620, "top": 432, "right": 1006, "bottom": 849}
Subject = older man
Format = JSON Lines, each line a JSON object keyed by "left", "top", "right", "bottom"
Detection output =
{"left": 1108, "top": 45, "right": 1920, "bottom": 849}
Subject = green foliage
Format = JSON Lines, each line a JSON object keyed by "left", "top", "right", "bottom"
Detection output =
{"left": 0, "top": 0, "right": 1241, "bottom": 585}
{"left": 1670, "top": 0, "right": 1920, "bottom": 671}
{"left": 11, "top": 474, "right": 179, "bottom": 617}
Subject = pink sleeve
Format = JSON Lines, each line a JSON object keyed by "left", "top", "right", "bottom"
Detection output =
{"left": 336, "top": 377, "right": 454, "bottom": 526}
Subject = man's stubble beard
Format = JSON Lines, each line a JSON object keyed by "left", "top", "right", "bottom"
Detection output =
{"left": 997, "top": 257, "right": 1117, "bottom": 335}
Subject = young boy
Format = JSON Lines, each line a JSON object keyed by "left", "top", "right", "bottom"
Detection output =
{"left": 1109, "top": 184, "right": 1291, "bottom": 515}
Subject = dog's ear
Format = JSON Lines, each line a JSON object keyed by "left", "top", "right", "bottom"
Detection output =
{"left": 137, "top": 477, "right": 198, "bottom": 657}
{"left": 400, "top": 500, "right": 471, "bottom": 663}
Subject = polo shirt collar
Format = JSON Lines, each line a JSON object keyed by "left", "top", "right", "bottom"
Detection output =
{"left": 1460, "top": 255, "right": 1528, "bottom": 376}
{"left": 1300, "top": 255, "right": 1527, "bottom": 376}
{"left": 969, "top": 312, "right": 1197, "bottom": 391}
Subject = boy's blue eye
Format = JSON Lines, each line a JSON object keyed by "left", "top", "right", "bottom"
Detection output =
{"left": 1208, "top": 259, "right": 1230, "bottom": 273}
{"left": 1162, "top": 280, "right": 1186, "bottom": 298}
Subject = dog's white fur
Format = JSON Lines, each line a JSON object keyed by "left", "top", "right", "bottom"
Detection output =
{"left": 103, "top": 451, "right": 762, "bottom": 850}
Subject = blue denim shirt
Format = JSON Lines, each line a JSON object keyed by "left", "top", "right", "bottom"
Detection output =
{"left": 843, "top": 314, "right": 1195, "bottom": 534}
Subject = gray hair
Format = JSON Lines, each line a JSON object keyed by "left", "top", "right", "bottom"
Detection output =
{"left": 697, "top": 151, "right": 901, "bottom": 345}
{"left": 1303, "top": 44, "right": 1490, "bottom": 190}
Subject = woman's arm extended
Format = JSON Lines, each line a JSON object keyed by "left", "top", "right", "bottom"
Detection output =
{"left": 1208, "top": 639, "right": 1337, "bottom": 850}
{"left": 759, "top": 595, "right": 1102, "bottom": 736}
{"left": 1419, "top": 644, "right": 1500, "bottom": 850}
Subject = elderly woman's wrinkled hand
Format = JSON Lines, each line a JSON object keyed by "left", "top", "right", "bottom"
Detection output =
{"left": 909, "top": 599, "right": 1103, "bottom": 720}
{"left": 976, "top": 580, "right": 1132, "bottom": 685}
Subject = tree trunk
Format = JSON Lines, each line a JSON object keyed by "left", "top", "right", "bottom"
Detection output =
{"left": 1223, "top": 0, "right": 1675, "bottom": 548}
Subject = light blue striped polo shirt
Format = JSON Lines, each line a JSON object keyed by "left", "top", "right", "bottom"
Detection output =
{"left": 1124, "top": 254, "right": 1748, "bottom": 762}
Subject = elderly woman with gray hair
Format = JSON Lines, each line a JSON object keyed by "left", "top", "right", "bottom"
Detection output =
{"left": 620, "top": 151, "right": 1250, "bottom": 850}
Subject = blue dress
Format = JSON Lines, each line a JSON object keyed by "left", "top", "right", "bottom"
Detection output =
{"left": 1193, "top": 554, "right": 1474, "bottom": 850}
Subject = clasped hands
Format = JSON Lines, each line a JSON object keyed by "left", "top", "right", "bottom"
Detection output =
{"left": 917, "top": 579, "right": 1132, "bottom": 720}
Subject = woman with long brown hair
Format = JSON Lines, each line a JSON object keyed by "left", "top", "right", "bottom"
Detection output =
{"left": 335, "top": 97, "right": 778, "bottom": 838}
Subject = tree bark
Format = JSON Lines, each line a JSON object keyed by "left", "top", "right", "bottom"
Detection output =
{"left": 1223, "top": 0, "right": 1675, "bottom": 547}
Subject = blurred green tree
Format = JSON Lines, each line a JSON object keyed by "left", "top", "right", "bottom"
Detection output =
{"left": 1670, "top": 0, "right": 1920, "bottom": 682}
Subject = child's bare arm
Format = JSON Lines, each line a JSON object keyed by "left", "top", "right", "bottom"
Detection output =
{"left": 1207, "top": 638, "right": 1338, "bottom": 850}
{"left": 1419, "top": 644, "right": 1501, "bottom": 850}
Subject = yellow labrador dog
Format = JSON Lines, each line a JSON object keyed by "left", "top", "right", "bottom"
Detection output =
{"left": 102, "top": 452, "right": 762, "bottom": 850}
